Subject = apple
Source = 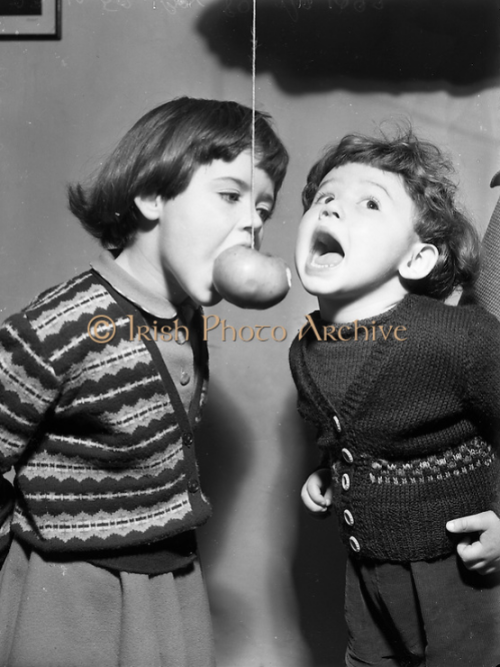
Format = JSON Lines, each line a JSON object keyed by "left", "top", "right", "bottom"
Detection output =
{"left": 213, "top": 245, "right": 292, "bottom": 309}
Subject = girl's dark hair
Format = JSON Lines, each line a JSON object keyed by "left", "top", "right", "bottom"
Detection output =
{"left": 302, "top": 126, "right": 480, "bottom": 300}
{"left": 68, "top": 97, "right": 289, "bottom": 249}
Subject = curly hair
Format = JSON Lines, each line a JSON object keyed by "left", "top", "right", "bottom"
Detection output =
{"left": 302, "top": 126, "right": 480, "bottom": 300}
{"left": 68, "top": 97, "right": 289, "bottom": 249}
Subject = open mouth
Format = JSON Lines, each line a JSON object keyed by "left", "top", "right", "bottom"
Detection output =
{"left": 310, "top": 230, "right": 345, "bottom": 268}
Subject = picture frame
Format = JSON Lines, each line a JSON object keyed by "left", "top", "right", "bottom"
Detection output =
{"left": 0, "top": 0, "right": 61, "bottom": 40}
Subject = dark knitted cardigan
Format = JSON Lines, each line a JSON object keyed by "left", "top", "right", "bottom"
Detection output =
{"left": 0, "top": 270, "right": 211, "bottom": 557}
{"left": 290, "top": 294, "right": 500, "bottom": 562}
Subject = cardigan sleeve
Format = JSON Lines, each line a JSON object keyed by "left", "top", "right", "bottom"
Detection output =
{"left": 465, "top": 309, "right": 500, "bottom": 439}
{"left": 0, "top": 312, "right": 60, "bottom": 556}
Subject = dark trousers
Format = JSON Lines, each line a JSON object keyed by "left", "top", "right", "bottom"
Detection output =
{"left": 345, "top": 553, "right": 500, "bottom": 667}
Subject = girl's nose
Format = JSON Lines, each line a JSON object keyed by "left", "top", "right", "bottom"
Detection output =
{"left": 242, "top": 209, "right": 264, "bottom": 247}
{"left": 243, "top": 208, "right": 264, "bottom": 232}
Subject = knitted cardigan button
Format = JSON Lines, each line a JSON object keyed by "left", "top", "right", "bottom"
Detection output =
{"left": 343, "top": 509, "right": 354, "bottom": 526}
{"left": 341, "top": 473, "right": 350, "bottom": 491}
{"left": 188, "top": 479, "right": 199, "bottom": 493}
{"left": 349, "top": 536, "right": 361, "bottom": 553}
{"left": 184, "top": 433, "right": 193, "bottom": 447}
{"left": 341, "top": 448, "right": 353, "bottom": 464}
{"left": 333, "top": 415, "right": 342, "bottom": 433}
{"left": 176, "top": 328, "right": 188, "bottom": 344}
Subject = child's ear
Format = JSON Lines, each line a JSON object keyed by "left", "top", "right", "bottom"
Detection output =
{"left": 399, "top": 242, "right": 439, "bottom": 281}
{"left": 133, "top": 195, "right": 162, "bottom": 221}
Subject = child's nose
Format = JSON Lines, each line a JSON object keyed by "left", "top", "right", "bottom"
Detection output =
{"left": 320, "top": 201, "right": 341, "bottom": 219}
{"left": 242, "top": 208, "right": 264, "bottom": 233}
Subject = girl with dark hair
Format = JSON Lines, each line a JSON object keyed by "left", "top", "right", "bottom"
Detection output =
{"left": 69, "top": 96, "right": 288, "bottom": 250}
{"left": 290, "top": 126, "right": 500, "bottom": 666}
{"left": 0, "top": 96, "right": 289, "bottom": 667}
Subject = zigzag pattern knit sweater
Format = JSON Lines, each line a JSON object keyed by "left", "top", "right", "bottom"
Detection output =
{"left": 0, "top": 270, "right": 211, "bottom": 556}
{"left": 290, "top": 294, "right": 500, "bottom": 562}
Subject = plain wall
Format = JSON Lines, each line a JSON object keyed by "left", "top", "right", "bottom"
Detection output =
{"left": 1, "top": 1, "right": 499, "bottom": 665}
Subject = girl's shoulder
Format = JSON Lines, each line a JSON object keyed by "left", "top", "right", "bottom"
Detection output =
{"left": 1, "top": 269, "right": 119, "bottom": 365}
{"left": 21, "top": 269, "right": 100, "bottom": 319}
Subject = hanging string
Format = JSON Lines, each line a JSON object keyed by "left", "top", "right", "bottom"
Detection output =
{"left": 250, "top": 0, "right": 257, "bottom": 249}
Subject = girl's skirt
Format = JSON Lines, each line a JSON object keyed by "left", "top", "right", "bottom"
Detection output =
{"left": 0, "top": 538, "right": 215, "bottom": 667}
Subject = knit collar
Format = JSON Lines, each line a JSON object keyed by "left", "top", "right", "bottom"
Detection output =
{"left": 308, "top": 296, "right": 407, "bottom": 342}
{"left": 295, "top": 293, "right": 420, "bottom": 424}
{"left": 91, "top": 250, "right": 197, "bottom": 323}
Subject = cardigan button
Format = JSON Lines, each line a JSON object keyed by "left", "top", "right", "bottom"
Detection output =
{"left": 333, "top": 415, "right": 342, "bottom": 433}
{"left": 343, "top": 509, "right": 354, "bottom": 526}
{"left": 341, "top": 448, "right": 353, "bottom": 464}
{"left": 349, "top": 536, "right": 361, "bottom": 553}
{"left": 341, "top": 473, "right": 350, "bottom": 491}
{"left": 184, "top": 434, "right": 193, "bottom": 447}
{"left": 176, "top": 328, "right": 188, "bottom": 344}
{"left": 188, "top": 479, "right": 199, "bottom": 493}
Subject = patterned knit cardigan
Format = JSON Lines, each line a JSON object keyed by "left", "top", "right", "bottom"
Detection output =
{"left": 0, "top": 270, "right": 211, "bottom": 557}
{"left": 290, "top": 294, "right": 500, "bottom": 562}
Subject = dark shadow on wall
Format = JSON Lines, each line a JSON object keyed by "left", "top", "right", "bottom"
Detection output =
{"left": 285, "top": 406, "right": 348, "bottom": 667}
{"left": 196, "top": 0, "right": 500, "bottom": 94}
{"left": 196, "top": 380, "right": 254, "bottom": 559}
{"left": 195, "top": 381, "right": 256, "bottom": 662}
{"left": 196, "top": 380, "right": 347, "bottom": 666}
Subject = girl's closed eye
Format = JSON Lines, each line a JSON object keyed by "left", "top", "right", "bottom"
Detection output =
{"left": 256, "top": 205, "right": 272, "bottom": 223}
{"left": 220, "top": 191, "right": 241, "bottom": 203}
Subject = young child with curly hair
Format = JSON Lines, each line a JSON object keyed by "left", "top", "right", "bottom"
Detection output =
{"left": 290, "top": 127, "right": 500, "bottom": 667}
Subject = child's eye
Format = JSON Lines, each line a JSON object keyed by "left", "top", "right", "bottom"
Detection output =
{"left": 364, "top": 198, "right": 380, "bottom": 211}
{"left": 256, "top": 207, "right": 272, "bottom": 223}
{"left": 314, "top": 191, "right": 335, "bottom": 205}
{"left": 220, "top": 191, "right": 241, "bottom": 203}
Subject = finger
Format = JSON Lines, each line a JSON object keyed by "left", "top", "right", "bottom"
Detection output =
{"left": 304, "top": 500, "right": 330, "bottom": 515}
{"left": 323, "top": 485, "right": 334, "bottom": 505}
{"left": 446, "top": 511, "right": 493, "bottom": 533}
{"left": 301, "top": 486, "right": 327, "bottom": 513}
{"left": 306, "top": 480, "right": 329, "bottom": 506}
{"left": 457, "top": 553, "right": 497, "bottom": 575}
{"left": 456, "top": 540, "right": 484, "bottom": 563}
{"left": 462, "top": 554, "right": 500, "bottom": 575}
{"left": 461, "top": 558, "right": 488, "bottom": 573}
